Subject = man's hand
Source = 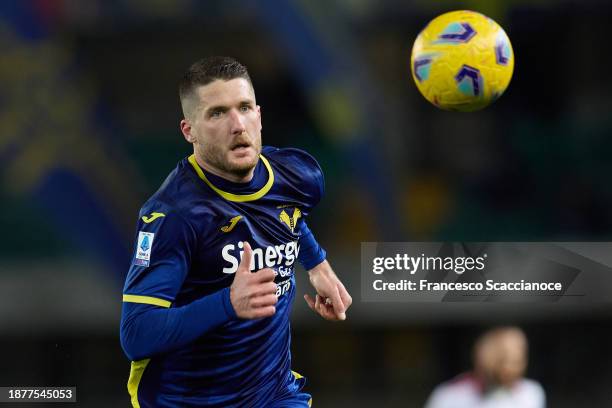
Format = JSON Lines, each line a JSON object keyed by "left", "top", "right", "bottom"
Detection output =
{"left": 230, "top": 242, "right": 278, "bottom": 319}
{"left": 304, "top": 260, "right": 352, "bottom": 321}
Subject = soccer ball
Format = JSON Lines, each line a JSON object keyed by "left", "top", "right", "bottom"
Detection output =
{"left": 410, "top": 10, "right": 514, "bottom": 112}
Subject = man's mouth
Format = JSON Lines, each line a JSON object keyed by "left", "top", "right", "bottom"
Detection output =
{"left": 231, "top": 142, "right": 251, "bottom": 151}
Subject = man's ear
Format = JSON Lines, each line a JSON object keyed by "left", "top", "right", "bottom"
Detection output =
{"left": 257, "top": 105, "right": 262, "bottom": 131}
{"left": 180, "top": 119, "right": 195, "bottom": 143}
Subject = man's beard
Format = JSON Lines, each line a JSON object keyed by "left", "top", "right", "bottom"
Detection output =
{"left": 200, "top": 141, "right": 260, "bottom": 179}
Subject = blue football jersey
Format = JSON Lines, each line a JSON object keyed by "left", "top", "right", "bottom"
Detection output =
{"left": 121, "top": 146, "right": 325, "bottom": 407}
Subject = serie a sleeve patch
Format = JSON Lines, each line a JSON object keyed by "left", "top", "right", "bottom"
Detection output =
{"left": 134, "top": 231, "right": 155, "bottom": 267}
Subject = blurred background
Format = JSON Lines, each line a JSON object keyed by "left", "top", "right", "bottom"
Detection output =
{"left": 2, "top": 0, "right": 612, "bottom": 406}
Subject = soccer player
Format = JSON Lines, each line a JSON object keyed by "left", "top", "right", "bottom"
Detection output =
{"left": 120, "top": 56, "right": 352, "bottom": 407}
{"left": 425, "top": 327, "right": 546, "bottom": 408}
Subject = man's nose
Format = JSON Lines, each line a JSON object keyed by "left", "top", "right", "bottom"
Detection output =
{"left": 229, "top": 109, "right": 246, "bottom": 135}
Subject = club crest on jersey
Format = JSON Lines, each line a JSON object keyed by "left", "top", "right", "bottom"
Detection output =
{"left": 279, "top": 207, "right": 301, "bottom": 233}
{"left": 134, "top": 231, "right": 154, "bottom": 267}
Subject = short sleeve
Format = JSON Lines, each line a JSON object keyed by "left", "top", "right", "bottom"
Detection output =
{"left": 293, "top": 148, "right": 325, "bottom": 211}
{"left": 297, "top": 220, "right": 327, "bottom": 270}
{"left": 122, "top": 202, "right": 196, "bottom": 306}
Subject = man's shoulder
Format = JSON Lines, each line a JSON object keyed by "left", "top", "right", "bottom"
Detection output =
{"left": 426, "top": 374, "right": 480, "bottom": 408}
{"left": 140, "top": 157, "right": 214, "bottom": 223}
{"left": 436, "top": 373, "right": 480, "bottom": 395}
{"left": 262, "top": 146, "right": 325, "bottom": 207}
{"left": 514, "top": 378, "right": 545, "bottom": 400}
{"left": 262, "top": 146, "right": 321, "bottom": 169}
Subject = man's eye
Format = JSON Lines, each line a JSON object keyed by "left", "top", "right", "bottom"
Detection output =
{"left": 210, "top": 111, "right": 222, "bottom": 118}
{"left": 240, "top": 105, "right": 250, "bottom": 112}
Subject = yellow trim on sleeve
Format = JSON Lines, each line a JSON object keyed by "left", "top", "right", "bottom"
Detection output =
{"left": 122, "top": 294, "right": 171, "bottom": 308}
{"left": 128, "top": 358, "right": 150, "bottom": 408}
{"left": 188, "top": 154, "right": 274, "bottom": 202}
{"left": 291, "top": 370, "right": 304, "bottom": 380}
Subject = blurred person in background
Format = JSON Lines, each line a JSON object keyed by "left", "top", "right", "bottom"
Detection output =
{"left": 425, "top": 326, "right": 545, "bottom": 408}
{"left": 119, "top": 56, "right": 351, "bottom": 407}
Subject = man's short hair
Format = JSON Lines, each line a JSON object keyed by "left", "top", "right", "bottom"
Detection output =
{"left": 179, "top": 56, "right": 253, "bottom": 119}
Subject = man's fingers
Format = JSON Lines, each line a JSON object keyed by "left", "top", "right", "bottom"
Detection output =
{"left": 250, "top": 305, "right": 276, "bottom": 319}
{"left": 238, "top": 242, "right": 252, "bottom": 273}
{"left": 253, "top": 268, "right": 277, "bottom": 283}
{"left": 306, "top": 293, "right": 347, "bottom": 321}
{"left": 251, "top": 294, "right": 278, "bottom": 308}
{"left": 304, "top": 294, "right": 316, "bottom": 311}
{"left": 317, "top": 295, "right": 338, "bottom": 320}
{"left": 252, "top": 282, "right": 278, "bottom": 297}
{"left": 339, "top": 283, "right": 353, "bottom": 309}
{"left": 316, "top": 295, "right": 335, "bottom": 320}
{"left": 328, "top": 286, "right": 346, "bottom": 320}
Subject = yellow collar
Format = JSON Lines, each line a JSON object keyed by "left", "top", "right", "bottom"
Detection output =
{"left": 188, "top": 154, "right": 274, "bottom": 202}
